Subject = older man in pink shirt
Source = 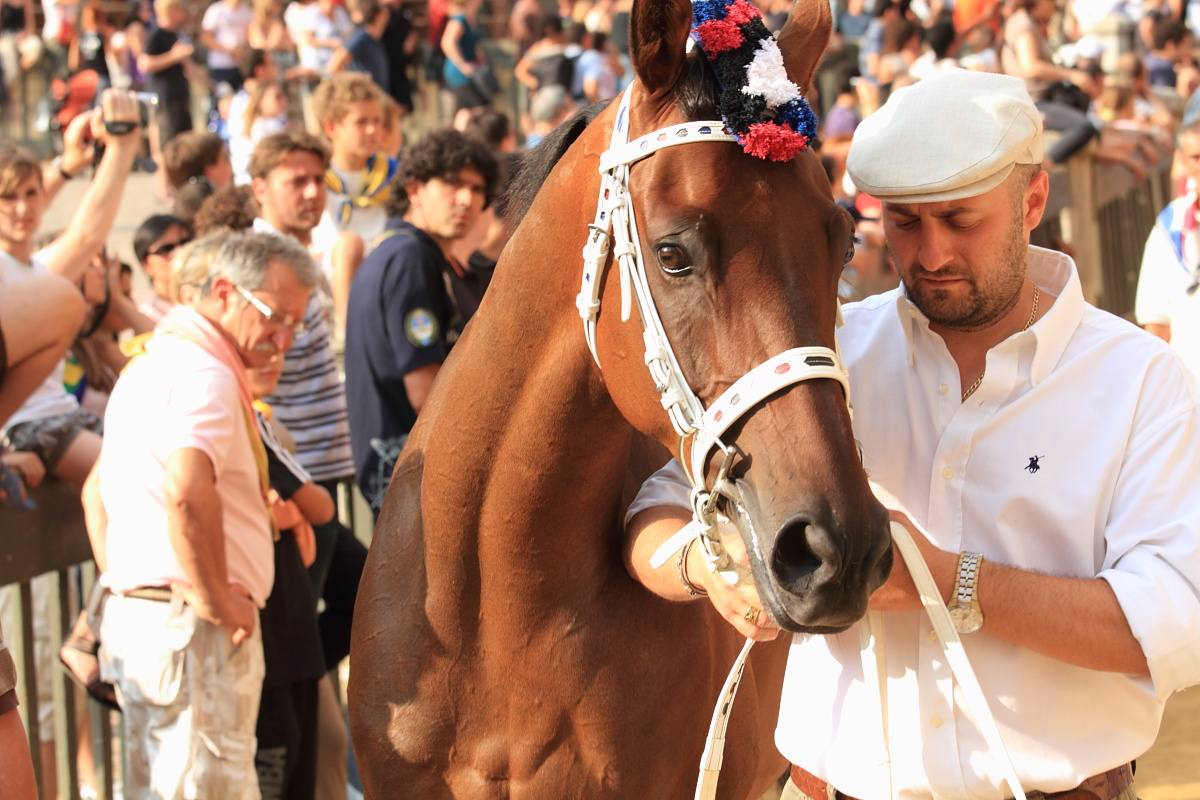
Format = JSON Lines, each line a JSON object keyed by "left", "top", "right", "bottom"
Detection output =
{"left": 91, "top": 230, "right": 319, "bottom": 800}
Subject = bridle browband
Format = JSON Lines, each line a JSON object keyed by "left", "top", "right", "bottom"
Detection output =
{"left": 577, "top": 85, "right": 852, "bottom": 574}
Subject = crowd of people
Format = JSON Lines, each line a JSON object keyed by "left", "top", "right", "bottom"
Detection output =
{"left": 0, "top": 0, "right": 1199, "bottom": 798}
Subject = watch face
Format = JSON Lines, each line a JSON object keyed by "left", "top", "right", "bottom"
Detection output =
{"left": 948, "top": 605, "right": 984, "bottom": 635}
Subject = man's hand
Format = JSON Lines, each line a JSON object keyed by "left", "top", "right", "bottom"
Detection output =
{"left": 868, "top": 509, "right": 956, "bottom": 613}
{"left": 267, "top": 490, "right": 317, "bottom": 567}
{"left": 94, "top": 89, "right": 142, "bottom": 146}
{"left": 171, "top": 39, "right": 194, "bottom": 61}
{"left": 172, "top": 581, "right": 257, "bottom": 644}
{"left": 2, "top": 451, "right": 46, "bottom": 489}
{"left": 61, "top": 110, "right": 98, "bottom": 177}
{"left": 691, "top": 522, "right": 781, "bottom": 642}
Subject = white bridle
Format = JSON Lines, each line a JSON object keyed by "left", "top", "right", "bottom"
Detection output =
{"left": 577, "top": 86, "right": 852, "bottom": 575}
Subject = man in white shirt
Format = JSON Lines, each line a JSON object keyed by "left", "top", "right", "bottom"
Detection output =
{"left": 625, "top": 70, "right": 1200, "bottom": 800}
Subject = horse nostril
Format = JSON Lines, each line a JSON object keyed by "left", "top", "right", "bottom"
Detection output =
{"left": 771, "top": 519, "right": 830, "bottom": 589}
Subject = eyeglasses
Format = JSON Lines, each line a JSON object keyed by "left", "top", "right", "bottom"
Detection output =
{"left": 234, "top": 284, "right": 309, "bottom": 339}
{"left": 147, "top": 238, "right": 193, "bottom": 258}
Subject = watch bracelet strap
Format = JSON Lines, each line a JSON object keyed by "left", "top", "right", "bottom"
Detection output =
{"left": 953, "top": 551, "right": 983, "bottom": 611}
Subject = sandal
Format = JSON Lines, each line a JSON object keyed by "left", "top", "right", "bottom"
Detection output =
{"left": 0, "top": 463, "right": 34, "bottom": 510}
{"left": 59, "top": 629, "right": 121, "bottom": 713}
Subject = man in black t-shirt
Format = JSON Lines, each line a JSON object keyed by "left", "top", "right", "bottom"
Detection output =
{"left": 138, "top": 0, "right": 194, "bottom": 144}
{"left": 344, "top": 129, "right": 497, "bottom": 513}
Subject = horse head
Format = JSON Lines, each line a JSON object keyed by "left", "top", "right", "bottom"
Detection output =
{"left": 590, "top": 0, "right": 892, "bottom": 633}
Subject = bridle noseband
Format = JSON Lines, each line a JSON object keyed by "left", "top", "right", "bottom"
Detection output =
{"left": 577, "top": 86, "right": 852, "bottom": 574}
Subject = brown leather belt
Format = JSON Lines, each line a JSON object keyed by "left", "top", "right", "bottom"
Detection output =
{"left": 789, "top": 762, "right": 1133, "bottom": 800}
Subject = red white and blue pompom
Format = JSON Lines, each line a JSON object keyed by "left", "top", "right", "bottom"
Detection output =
{"left": 691, "top": 0, "right": 818, "bottom": 161}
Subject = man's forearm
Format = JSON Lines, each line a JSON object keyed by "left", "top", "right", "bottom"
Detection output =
{"left": 977, "top": 560, "right": 1148, "bottom": 676}
{"left": 164, "top": 449, "right": 239, "bottom": 624}
{"left": 902, "top": 542, "right": 1149, "bottom": 676}
{"left": 81, "top": 464, "right": 109, "bottom": 573}
{"left": 45, "top": 135, "right": 138, "bottom": 282}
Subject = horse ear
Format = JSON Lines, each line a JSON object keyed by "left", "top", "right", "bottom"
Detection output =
{"left": 776, "top": 0, "right": 833, "bottom": 93}
{"left": 629, "top": 0, "right": 692, "bottom": 98}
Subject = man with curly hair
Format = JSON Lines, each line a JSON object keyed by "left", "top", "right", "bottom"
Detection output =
{"left": 343, "top": 127, "right": 497, "bottom": 513}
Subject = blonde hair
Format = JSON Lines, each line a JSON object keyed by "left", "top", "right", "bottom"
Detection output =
{"left": 312, "top": 72, "right": 381, "bottom": 129}
{"left": 153, "top": 0, "right": 180, "bottom": 18}
{"left": 0, "top": 145, "right": 43, "bottom": 196}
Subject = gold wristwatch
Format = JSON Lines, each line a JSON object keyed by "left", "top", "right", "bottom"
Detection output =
{"left": 947, "top": 551, "right": 984, "bottom": 635}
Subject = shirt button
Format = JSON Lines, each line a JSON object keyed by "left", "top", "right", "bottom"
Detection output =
{"left": 930, "top": 629, "right": 939, "bottom": 642}
{"left": 908, "top": 308, "right": 917, "bottom": 318}
{"left": 942, "top": 467, "right": 954, "bottom": 479}
{"left": 939, "top": 384, "right": 949, "bottom": 394}
{"left": 930, "top": 716, "right": 943, "bottom": 729}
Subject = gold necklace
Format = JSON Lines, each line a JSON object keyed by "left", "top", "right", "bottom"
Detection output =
{"left": 961, "top": 286, "right": 1040, "bottom": 402}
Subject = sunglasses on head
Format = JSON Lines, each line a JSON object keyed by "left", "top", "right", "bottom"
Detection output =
{"left": 147, "top": 238, "right": 193, "bottom": 259}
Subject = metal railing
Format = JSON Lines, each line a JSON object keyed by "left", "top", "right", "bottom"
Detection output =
{"left": 1040, "top": 142, "right": 1174, "bottom": 320}
{"left": 1, "top": 480, "right": 116, "bottom": 800}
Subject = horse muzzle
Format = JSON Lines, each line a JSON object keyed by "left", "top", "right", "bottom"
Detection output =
{"left": 726, "top": 483, "right": 893, "bottom": 634}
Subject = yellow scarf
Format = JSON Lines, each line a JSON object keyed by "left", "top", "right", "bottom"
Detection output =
{"left": 325, "top": 153, "right": 399, "bottom": 227}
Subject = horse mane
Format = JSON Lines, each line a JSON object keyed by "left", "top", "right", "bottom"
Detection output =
{"left": 499, "top": 54, "right": 722, "bottom": 226}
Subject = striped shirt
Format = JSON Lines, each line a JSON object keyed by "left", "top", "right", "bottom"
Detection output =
{"left": 254, "top": 218, "right": 355, "bottom": 482}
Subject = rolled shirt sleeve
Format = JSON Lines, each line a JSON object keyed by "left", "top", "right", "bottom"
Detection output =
{"left": 1099, "top": 364, "right": 1200, "bottom": 699}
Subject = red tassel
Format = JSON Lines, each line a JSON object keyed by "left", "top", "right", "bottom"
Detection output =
{"left": 694, "top": 18, "right": 744, "bottom": 56}
{"left": 725, "top": 0, "right": 760, "bottom": 24}
{"left": 741, "top": 123, "right": 810, "bottom": 161}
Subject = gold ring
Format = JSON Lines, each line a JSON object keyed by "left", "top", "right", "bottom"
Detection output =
{"left": 743, "top": 606, "right": 761, "bottom": 626}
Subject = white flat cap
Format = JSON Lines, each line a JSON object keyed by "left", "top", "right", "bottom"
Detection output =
{"left": 846, "top": 70, "right": 1043, "bottom": 204}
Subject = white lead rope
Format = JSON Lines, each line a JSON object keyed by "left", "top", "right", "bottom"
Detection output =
{"left": 692, "top": 521, "right": 1026, "bottom": 800}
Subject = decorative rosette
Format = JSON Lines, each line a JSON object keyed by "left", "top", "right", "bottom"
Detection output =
{"left": 691, "top": 0, "right": 819, "bottom": 161}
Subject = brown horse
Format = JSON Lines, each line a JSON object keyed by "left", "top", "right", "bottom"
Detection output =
{"left": 348, "top": 0, "right": 892, "bottom": 796}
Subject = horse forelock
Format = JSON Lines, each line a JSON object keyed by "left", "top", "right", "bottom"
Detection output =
{"left": 499, "top": 54, "right": 723, "bottom": 228}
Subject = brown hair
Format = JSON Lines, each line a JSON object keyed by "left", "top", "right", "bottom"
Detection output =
{"left": 162, "top": 131, "right": 227, "bottom": 189}
{"left": 0, "top": 145, "right": 43, "bottom": 196}
{"left": 312, "top": 72, "right": 381, "bottom": 129}
{"left": 247, "top": 129, "right": 330, "bottom": 180}
{"left": 347, "top": 0, "right": 383, "bottom": 23}
{"left": 193, "top": 184, "right": 258, "bottom": 236}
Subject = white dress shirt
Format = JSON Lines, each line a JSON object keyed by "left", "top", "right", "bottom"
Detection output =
{"left": 629, "top": 247, "right": 1200, "bottom": 800}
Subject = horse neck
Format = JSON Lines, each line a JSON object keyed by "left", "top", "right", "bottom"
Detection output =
{"left": 421, "top": 126, "right": 641, "bottom": 583}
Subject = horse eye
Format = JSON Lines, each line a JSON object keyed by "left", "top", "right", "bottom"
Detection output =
{"left": 843, "top": 237, "right": 859, "bottom": 266}
{"left": 657, "top": 245, "right": 692, "bottom": 275}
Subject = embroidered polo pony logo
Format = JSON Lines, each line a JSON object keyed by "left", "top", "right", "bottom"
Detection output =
{"left": 1025, "top": 455, "right": 1043, "bottom": 474}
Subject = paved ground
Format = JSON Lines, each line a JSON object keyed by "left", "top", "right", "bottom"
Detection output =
{"left": 43, "top": 172, "right": 1200, "bottom": 799}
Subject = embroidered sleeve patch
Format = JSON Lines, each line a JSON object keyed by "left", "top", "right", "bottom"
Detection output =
{"left": 405, "top": 308, "right": 439, "bottom": 348}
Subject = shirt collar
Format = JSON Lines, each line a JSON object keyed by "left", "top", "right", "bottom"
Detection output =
{"left": 893, "top": 245, "right": 1085, "bottom": 388}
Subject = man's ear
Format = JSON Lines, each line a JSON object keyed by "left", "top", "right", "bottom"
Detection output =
{"left": 1023, "top": 169, "right": 1050, "bottom": 232}
{"left": 251, "top": 175, "right": 268, "bottom": 207}
{"left": 321, "top": 117, "right": 338, "bottom": 141}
